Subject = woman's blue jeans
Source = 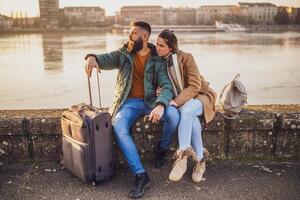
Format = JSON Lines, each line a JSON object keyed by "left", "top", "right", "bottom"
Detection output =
{"left": 113, "top": 98, "right": 179, "bottom": 174}
{"left": 178, "top": 99, "right": 204, "bottom": 161}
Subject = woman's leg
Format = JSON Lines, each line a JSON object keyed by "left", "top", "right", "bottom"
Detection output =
{"left": 191, "top": 116, "right": 204, "bottom": 161}
{"left": 169, "top": 99, "right": 203, "bottom": 182}
{"left": 178, "top": 99, "right": 203, "bottom": 151}
{"left": 190, "top": 102, "right": 206, "bottom": 183}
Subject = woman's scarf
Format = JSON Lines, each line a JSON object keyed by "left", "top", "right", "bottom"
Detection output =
{"left": 166, "top": 53, "right": 183, "bottom": 97}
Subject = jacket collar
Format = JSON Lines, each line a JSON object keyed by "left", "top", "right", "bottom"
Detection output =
{"left": 120, "top": 43, "right": 164, "bottom": 62}
{"left": 175, "top": 50, "right": 184, "bottom": 64}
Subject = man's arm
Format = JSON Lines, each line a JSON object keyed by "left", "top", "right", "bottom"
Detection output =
{"left": 155, "top": 63, "right": 174, "bottom": 108}
{"left": 85, "top": 50, "right": 121, "bottom": 76}
{"left": 149, "top": 62, "right": 174, "bottom": 123}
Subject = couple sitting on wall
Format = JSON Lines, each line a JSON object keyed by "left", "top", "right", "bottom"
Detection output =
{"left": 85, "top": 21, "right": 216, "bottom": 199}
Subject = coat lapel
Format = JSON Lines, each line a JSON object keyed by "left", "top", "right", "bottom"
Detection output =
{"left": 176, "top": 51, "right": 185, "bottom": 87}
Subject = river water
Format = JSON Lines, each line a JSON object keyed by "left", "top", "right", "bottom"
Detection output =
{"left": 0, "top": 31, "right": 299, "bottom": 109}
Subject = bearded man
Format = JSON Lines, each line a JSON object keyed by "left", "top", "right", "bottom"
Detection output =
{"left": 85, "top": 21, "right": 179, "bottom": 199}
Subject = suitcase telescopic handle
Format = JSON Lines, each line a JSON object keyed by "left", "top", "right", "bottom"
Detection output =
{"left": 87, "top": 69, "right": 102, "bottom": 108}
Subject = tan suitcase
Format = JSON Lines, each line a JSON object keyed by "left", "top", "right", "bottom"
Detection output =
{"left": 61, "top": 72, "right": 114, "bottom": 183}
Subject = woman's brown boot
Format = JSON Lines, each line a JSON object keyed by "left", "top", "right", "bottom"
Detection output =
{"left": 169, "top": 147, "right": 196, "bottom": 182}
{"left": 203, "top": 148, "right": 210, "bottom": 162}
{"left": 192, "top": 160, "right": 206, "bottom": 183}
{"left": 192, "top": 148, "right": 209, "bottom": 183}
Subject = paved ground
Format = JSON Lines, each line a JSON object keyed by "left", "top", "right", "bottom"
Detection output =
{"left": 0, "top": 160, "right": 299, "bottom": 200}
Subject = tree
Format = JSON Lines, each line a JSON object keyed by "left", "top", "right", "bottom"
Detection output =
{"left": 274, "top": 9, "right": 290, "bottom": 25}
{"left": 294, "top": 9, "right": 300, "bottom": 25}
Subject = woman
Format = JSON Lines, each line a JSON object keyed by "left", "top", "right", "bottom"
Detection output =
{"left": 156, "top": 29, "right": 217, "bottom": 182}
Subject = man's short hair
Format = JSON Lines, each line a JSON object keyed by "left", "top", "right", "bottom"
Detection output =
{"left": 130, "top": 21, "right": 151, "bottom": 35}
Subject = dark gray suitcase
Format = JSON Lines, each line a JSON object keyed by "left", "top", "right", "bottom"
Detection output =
{"left": 61, "top": 71, "right": 114, "bottom": 183}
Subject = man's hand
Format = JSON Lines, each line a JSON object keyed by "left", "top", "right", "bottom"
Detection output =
{"left": 156, "top": 86, "right": 162, "bottom": 96}
{"left": 169, "top": 100, "right": 178, "bottom": 107}
{"left": 149, "top": 105, "right": 165, "bottom": 123}
{"left": 85, "top": 56, "right": 100, "bottom": 77}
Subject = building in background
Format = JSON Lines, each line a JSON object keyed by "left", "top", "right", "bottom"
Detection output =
{"left": 39, "top": 0, "right": 59, "bottom": 29}
{"left": 62, "top": 7, "right": 105, "bottom": 27}
{"left": 164, "top": 7, "right": 196, "bottom": 25}
{"left": 294, "top": 8, "right": 300, "bottom": 24}
{"left": 176, "top": 7, "right": 196, "bottom": 25}
{"left": 288, "top": 7, "right": 299, "bottom": 24}
{"left": 0, "top": 14, "right": 13, "bottom": 29}
{"left": 196, "top": 5, "right": 240, "bottom": 25}
{"left": 115, "top": 11, "right": 121, "bottom": 25}
{"left": 4, "top": 2, "right": 300, "bottom": 30}
{"left": 163, "top": 8, "right": 177, "bottom": 25}
{"left": 239, "top": 2, "right": 277, "bottom": 25}
{"left": 278, "top": 6, "right": 299, "bottom": 24}
{"left": 105, "top": 15, "right": 116, "bottom": 26}
{"left": 119, "top": 6, "right": 164, "bottom": 25}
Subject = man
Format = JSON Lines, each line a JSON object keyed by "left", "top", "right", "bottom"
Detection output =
{"left": 85, "top": 21, "right": 179, "bottom": 198}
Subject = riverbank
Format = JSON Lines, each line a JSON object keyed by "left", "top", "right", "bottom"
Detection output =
{"left": 246, "top": 25, "right": 300, "bottom": 32}
{"left": 0, "top": 105, "right": 299, "bottom": 164}
{"left": 0, "top": 26, "right": 113, "bottom": 34}
{"left": 1, "top": 25, "right": 300, "bottom": 34}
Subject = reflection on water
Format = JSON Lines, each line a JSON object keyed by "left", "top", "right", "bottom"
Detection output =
{"left": 177, "top": 32, "right": 300, "bottom": 46}
{"left": 0, "top": 32, "right": 299, "bottom": 109}
{"left": 42, "top": 33, "right": 63, "bottom": 73}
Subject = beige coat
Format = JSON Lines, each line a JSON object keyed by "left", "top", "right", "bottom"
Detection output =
{"left": 168, "top": 50, "right": 217, "bottom": 123}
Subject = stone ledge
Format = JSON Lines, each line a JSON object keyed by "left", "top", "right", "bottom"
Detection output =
{"left": 0, "top": 105, "right": 299, "bottom": 162}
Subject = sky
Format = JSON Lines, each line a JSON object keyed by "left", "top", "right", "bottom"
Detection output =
{"left": 0, "top": 0, "right": 300, "bottom": 17}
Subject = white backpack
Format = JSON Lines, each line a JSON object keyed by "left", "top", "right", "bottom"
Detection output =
{"left": 218, "top": 74, "right": 247, "bottom": 119}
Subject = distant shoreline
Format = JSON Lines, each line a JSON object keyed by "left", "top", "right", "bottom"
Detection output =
{"left": 1, "top": 25, "right": 300, "bottom": 34}
{"left": 0, "top": 26, "right": 113, "bottom": 34}
{"left": 246, "top": 25, "right": 300, "bottom": 32}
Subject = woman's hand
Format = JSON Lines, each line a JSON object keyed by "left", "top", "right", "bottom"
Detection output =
{"left": 156, "top": 86, "right": 163, "bottom": 96}
{"left": 169, "top": 100, "right": 178, "bottom": 107}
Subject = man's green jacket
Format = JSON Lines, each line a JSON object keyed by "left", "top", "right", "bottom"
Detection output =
{"left": 86, "top": 43, "right": 174, "bottom": 119}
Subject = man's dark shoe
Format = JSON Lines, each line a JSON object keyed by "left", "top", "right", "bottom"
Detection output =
{"left": 128, "top": 172, "right": 151, "bottom": 199}
{"left": 154, "top": 142, "right": 168, "bottom": 168}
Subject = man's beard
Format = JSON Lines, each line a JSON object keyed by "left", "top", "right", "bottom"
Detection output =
{"left": 127, "top": 37, "right": 143, "bottom": 53}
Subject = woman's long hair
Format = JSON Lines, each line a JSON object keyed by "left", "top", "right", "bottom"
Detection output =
{"left": 158, "top": 29, "right": 178, "bottom": 53}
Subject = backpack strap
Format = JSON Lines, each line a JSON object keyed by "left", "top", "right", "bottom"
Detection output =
{"left": 220, "top": 112, "right": 239, "bottom": 119}
{"left": 233, "top": 73, "right": 240, "bottom": 80}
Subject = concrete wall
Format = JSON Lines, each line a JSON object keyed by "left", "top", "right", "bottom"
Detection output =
{"left": 0, "top": 106, "right": 299, "bottom": 163}
{"left": 246, "top": 25, "right": 300, "bottom": 32}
